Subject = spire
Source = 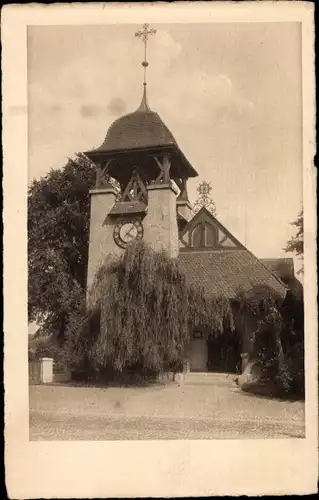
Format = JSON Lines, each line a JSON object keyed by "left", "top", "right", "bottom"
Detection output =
{"left": 136, "top": 84, "right": 151, "bottom": 112}
{"left": 135, "top": 23, "right": 157, "bottom": 112}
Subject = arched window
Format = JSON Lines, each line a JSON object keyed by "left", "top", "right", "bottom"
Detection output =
{"left": 206, "top": 223, "right": 217, "bottom": 247}
{"left": 192, "top": 223, "right": 205, "bottom": 247}
{"left": 191, "top": 222, "right": 218, "bottom": 248}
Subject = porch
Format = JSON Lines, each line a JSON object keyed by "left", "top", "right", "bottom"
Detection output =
{"left": 185, "top": 330, "right": 242, "bottom": 374}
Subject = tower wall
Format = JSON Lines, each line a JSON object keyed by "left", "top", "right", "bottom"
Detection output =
{"left": 177, "top": 199, "right": 193, "bottom": 222}
{"left": 143, "top": 183, "right": 179, "bottom": 258}
{"left": 86, "top": 188, "right": 123, "bottom": 298}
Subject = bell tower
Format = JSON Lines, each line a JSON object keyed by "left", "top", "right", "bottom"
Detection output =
{"left": 84, "top": 24, "right": 198, "bottom": 294}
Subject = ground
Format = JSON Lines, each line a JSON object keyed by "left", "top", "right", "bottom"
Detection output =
{"left": 29, "top": 372, "right": 305, "bottom": 440}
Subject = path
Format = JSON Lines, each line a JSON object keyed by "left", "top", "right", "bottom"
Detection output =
{"left": 29, "top": 372, "right": 305, "bottom": 440}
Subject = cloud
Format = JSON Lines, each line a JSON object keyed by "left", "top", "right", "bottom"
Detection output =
{"left": 50, "top": 104, "right": 62, "bottom": 113}
{"left": 210, "top": 74, "right": 232, "bottom": 105}
{"left": 154, "top": 70, "right": 254, "bottom": 127}
{"left": 154, "top": 30, "right": 182, "bottom": 59}
{"left": 79, "top": 104, "right": 107, "bottom": 118}
{"left": 195, "top": 73, "right": 254, "bottom": 115}
{"left": 107, "top": 97, "right": 127, "bottom": 116}
{"left": 146, "top": 30, "right": 183, "bottom": 73}
{"left": 80, "top": 99, "right": 127, "bottom": 118}
{"left": 80, "top": 105, "right": 99, "bottom": 118}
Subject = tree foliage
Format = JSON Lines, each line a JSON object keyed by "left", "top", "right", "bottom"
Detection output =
{"left": 284, "top": 209, "right": 303, "bottom": 273}
{"left": 236, "top": 287, "right": 304, "bottom": 399}
{"left": 65, "top": 241, "right": 233, "bottom": 376}
{"left": 277, "top": 288, "right": 304, "bottom": 397}
{"left": 28, "top": 153, "right": 96, "bottom": 342}
{"left": 28, "top": 335, "right": 61, "bottom": 362}
{"left": 235, "top": 288, "right": 283, "bottom": 377}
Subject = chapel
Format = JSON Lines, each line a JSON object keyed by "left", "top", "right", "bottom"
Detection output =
{"left": 83, "top": 25, "right": 295, "bottom": 373}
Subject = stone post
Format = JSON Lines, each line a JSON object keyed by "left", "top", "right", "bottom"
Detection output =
{"left": 174, "top": 372, "right": 184, "bottom": 385}
{"left": 241, "top": 352, "right": 249, "bottom": 373}
{"left": 41, "top": 357, "right": 53, "bottom": 384}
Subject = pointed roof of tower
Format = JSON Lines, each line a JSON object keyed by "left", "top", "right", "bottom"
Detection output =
{"left": 84, "top": 24, "right": 198, "bottom": 183}
{"left": 92, "top": 86, "right": 178, "bottom": 153}
{"left": 84, "top": 85, "right": 198, "bottom": 181}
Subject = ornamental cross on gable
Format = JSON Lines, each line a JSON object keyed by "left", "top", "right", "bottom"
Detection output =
{"left": 193, "top": 181, "right": 217, "bottom": 216}
{"left": 135, "top": 23, "right": 157, "bottom": 85}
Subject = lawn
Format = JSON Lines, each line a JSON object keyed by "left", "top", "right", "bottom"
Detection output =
{"left": 29, "top": 372, "right": 305, "bottom": 440}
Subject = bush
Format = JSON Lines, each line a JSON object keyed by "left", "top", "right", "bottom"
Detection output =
{"left": 236, "top": 288, "right": 304, "bottom": 400}
{"left": 62, "top": 303, "right": 101, "bottom": 379}
{"left": 276, "top": 288, "right": 304, "bottom": 398}
{"left": 275, "top": 342, "right": 304, "bottom": 398}
{"left": 251, "top": 320, "right": 281, "bottom": 381}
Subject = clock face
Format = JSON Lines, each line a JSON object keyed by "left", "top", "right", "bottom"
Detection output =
{"left": 113, "top": 220, "right": 143, "bottom": 248}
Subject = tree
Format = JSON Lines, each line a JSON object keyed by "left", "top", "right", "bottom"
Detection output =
{"left": 284, "top": 209, "right": 303, "bottom": 273}
{"left": 65, "top": 241, "right": 233, "bottom": 377}
{"left": 28, "top": 153, "right": 96, "bottom": 343}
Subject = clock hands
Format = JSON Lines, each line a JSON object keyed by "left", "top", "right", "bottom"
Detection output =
{"left": 124, "top": 225, "right": 137, "bottom": 240}
{"left": 114, "top": 221, "right": 143, "bottom": 248}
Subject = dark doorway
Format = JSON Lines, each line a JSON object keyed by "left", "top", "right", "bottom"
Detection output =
{"left": 207, "top": 329, "right": 241, "bottom": 374}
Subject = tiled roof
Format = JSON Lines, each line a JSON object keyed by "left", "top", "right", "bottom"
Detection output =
{"left": 109, "top": 201, "right": 147, "bottom": 216}
{"left": 261, "top": 258, "right": 294, "bottom": 281}
{"left": 261, "top": 258, "right": 303, "bottom": 297}
{"left": 178, "top": 250, "right": 287, "bottom": 300}
{"left": 96, "top": 110, "right": 177, "bottom": 152}
{"left": 92, "top": 89, "right": 177, "bottom": 153}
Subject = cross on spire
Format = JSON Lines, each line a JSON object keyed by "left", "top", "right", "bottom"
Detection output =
{"left": 135, "top": 23, "right": 157, "bottom": 86}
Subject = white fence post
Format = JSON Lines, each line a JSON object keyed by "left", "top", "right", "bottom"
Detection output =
{"left": 41, "top": 357, "right": 53, "bottom": 383}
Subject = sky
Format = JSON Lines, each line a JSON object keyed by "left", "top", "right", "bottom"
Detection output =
{"left": 27, "top": 22, "right": 303, "bottom": 272}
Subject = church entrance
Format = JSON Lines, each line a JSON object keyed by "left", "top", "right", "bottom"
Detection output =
{"left": 186, "top": 333, "right": 208, "bottom": 372}
{"left": 207, "top": 330, "right": 241, "bottom": 374}
{"left": 185, "top": 330, "right": 241, "bottom": 373}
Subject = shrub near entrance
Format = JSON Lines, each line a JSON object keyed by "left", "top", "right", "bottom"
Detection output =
{"left": 236, "top": 289, "right": 304, "bottom": 400}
